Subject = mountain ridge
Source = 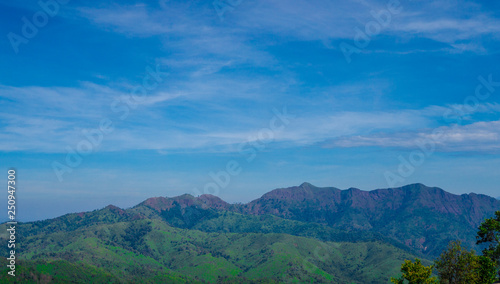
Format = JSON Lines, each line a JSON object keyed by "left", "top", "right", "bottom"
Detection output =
{"left": 130, "top": 182, "right": 499, "bottom": 257}
{"left": 136, "top": 182, "right": 496, "bottom": 213}
{"left": 17, "top": 183, "right": 499, "bottom": 258}
{"left": 3, "top": 182, "right": 498, "bottom": 283}
{"left": 119, "top": 182, "right": 500, "bottom": 231}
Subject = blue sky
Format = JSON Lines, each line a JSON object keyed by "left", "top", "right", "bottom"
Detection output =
{"left": 1, "top": 0, "right": 500, "bottom": 221}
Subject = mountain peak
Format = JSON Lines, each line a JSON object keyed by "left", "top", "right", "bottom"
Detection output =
{"left": 196, "top": 194, "right": 230, "bottom": 210}
{"left": 347, "top": 187, "right": 361, "bottom": 191}
{"left": 103, "top": 204, "right": 127, "bottom": 216}
{"left": 299, "top": 182, "right": 315, "bottom": 188}
{"left": 175, "top": 193, "right": 196, "bottom": 199}
{"left": 401, "top": 183, "right": 429, "bottom": 189}
{"left": 140, "top": 193, "right": 230, "bottom": 212}
{"left": 105, "top": 204, "right": 123, "bottom": 211}
{"left": 399, "top": 183, "right": 445, "bottom": 195}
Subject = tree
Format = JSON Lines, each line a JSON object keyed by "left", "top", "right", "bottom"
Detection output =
{"left": 476, "top": 255, "right": 497, "bottom": 284}
{"left": 476, "top": 210, "right": 500, "bottom": 279}
{"left": 434, "top": 240, "right": 480, "bottom": 284}
{"left": 391, "top": 258, "right": 438, "bottom": 284}
{"left": 123, "top": 221, "right": 152, "bottom": 253}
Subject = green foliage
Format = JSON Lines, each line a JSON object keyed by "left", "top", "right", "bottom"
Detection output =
{"left": 14, "top": 189, "right": 498, "bottom": 283}
{"left": 0, "top": 212, "right": 429, "bottom": 283}
{"left": 187, "top": 210, "right": 416, "bottom": 251}
{"left": 395, "top": 237, "right": 498, "bottom": 284}
{"left": 391, "top": 211, "right": 500, "bottom": 284}
{"left": 239, "top": 183, "right": 500, "bottom": 258}
{"left": 390, "top": 258, "right": 437, "bottom": 284}
{"left": 123, "top": 220, "right": 152, "bottom": 253}
{"left": 476, "top": 210, "right": 500, "bottom": 278}
{"left": 0, "top": 259, "right": 122, "bottom": 283}
{"left": 160, "top": 202, "right": 218, "bottom": 229}
{"left": 434, "top": 240, "right": 480, "bottom": 284}
{"left": 476, "top": 255, "right": 498, "bottom": 284}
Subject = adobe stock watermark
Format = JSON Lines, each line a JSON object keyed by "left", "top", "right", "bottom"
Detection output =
{"left": 339, "top": 0, "right": 402, "bottom": 63}
{"left": 193, "top": 106, "right": 294, "bottom": 197}
{"left": 7, "top": 0, "right": 70, "bottom": 54}
{"left": 212, "top": 0, "right": 244, "bottom": 20}
{"left": 384, "top": 74, "right": 500, "bottom": 187}
{"left": 158, "top": 0, "right": 243, "bottom": 21}
{"left": 52, "top": 62, "right": 169, "bottom": 182}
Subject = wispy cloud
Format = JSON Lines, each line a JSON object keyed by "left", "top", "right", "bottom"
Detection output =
{"left": 2, "top": 73, "right": 499, "bottom": 154}
{"left": 4, "top": 1, "right": 500, "bottom": 154}
{"left": 2, "top": 0, "right": 500, "bottom": 212}
{"left": 325, "top": 120, "right": 500, "bottom": 152}
{"left": 79, "top": 4, "right": 174, "bottom": 37}
{"left": 79, "top": 2, "right": 275, "bottom": 68}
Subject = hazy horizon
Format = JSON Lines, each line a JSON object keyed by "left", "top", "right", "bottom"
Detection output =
{"left": 8, "top": 182, "right": 500, "bottom": 222}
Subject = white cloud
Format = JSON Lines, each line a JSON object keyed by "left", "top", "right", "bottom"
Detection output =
{"left": 139, "top": 92, "right": 185, "bottom": 106}
{"left": 326, "top": 120, "right": 500, "bottom": 152}
{"left": 2, "top": 78, "right": 499, "bottom": 154}
{"left": 76, "top": 0, "right": 500, "bottom": 57}
{"left": 79, "top": 5, "right": 173, "bottom": 37}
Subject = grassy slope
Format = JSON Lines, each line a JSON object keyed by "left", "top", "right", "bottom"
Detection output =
{"left": 239, "top": 184, "right": 500, "bottom": 258}
{"left": 0, "top": 259, "right": 122, "bottom": 283}
{"left": 128, "top": 202, "right": 422, "bottom": 255}
{"left": 0, "top": 213, "right": 429, "bottom": 283}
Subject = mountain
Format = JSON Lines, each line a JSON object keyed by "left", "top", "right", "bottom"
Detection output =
{"left": 233, "top": 183, "right": 500, "bottom": 256}
{"left": 133, "top": 182, "right": 499, "bottom": 257}
{"left": 1, "top": 182, "right": 498, "bottom": 283}
{"left": 242, "top": 183, "right": 497, "bottom": 227}
{"left": 0, "top": 203, "right": 424, "bottom": 283}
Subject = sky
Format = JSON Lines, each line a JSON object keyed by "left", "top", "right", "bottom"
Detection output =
{"left": 1, "top": 0, "right": 500, "bottom": 221}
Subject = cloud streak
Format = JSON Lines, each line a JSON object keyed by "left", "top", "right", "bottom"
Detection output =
{"left": 326, "top": 120, "right": 500, "bottom": 152}
{"left": 77, "top": 0, "right": 500, "bottom": 58}
{"left": 2, "top": 78, "right": 499, "bottom": 154}
{"left": 3, "top": 1, "right": 500, "bottom": 154}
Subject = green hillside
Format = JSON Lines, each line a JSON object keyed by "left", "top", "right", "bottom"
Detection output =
{"left": 0, "top": 209, "right": 428, "bottom": 283}
{"left": 6, "top": 183, "right": 492, "bottom": 283}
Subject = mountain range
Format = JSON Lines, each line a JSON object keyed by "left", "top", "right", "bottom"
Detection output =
{"left": 1, "top": 183, "right": 498, "bottom": 283}
{"left": 137, "top": 182, "right": 499, "bottom": 256}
